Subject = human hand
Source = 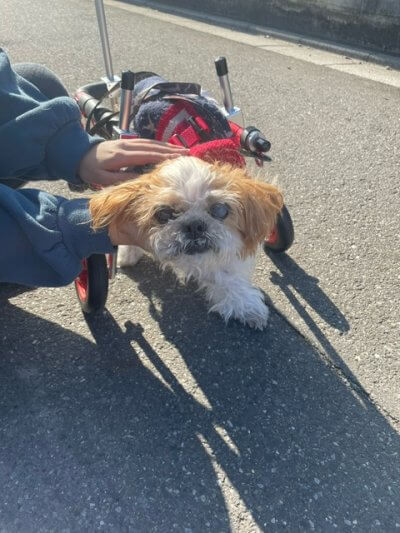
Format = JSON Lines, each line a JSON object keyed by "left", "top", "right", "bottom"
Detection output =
{"left": 78, "top": 138, "right": 189, "bottom": 186}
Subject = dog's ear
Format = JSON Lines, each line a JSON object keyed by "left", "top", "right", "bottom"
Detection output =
{"left": 231, "top": 177, "right": 284, "bottom": 256}
{"left": 89, "top": 179, "right": 152, "bottom": 231}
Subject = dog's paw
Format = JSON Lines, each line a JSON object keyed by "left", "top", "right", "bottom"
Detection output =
{"left": 210, "top": 287, "right": 269, "bottom": 330}
{"left": 240, "top": 302, "right": 270, "bottom": 330}
{"left": 117, "top": 245, "right": 144, "bottom": 268}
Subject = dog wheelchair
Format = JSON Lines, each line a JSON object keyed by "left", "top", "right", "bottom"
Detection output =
{"left": 73, "top": 0, "right": 294, "bottom": 314}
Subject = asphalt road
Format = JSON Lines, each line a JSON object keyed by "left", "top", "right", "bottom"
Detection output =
{"left": 1, "top": 0, "right": 400, "bottom": 531}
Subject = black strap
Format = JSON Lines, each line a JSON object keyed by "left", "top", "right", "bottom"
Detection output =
{"left": 132, "top": 81, "right": 201, "bottom": 118}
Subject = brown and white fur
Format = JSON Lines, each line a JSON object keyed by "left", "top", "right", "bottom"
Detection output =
{"left": 90, "top": 156, "right": 283, "bottom": 329}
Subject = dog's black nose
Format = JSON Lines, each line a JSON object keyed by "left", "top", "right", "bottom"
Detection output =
{"left": 183, "top": 220, "right": 207, "bottom": 239}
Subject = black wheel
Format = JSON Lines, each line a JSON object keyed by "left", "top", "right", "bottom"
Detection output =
{"left": 0, "top": 178, "right": 27, "bottom": 189}
{"left": 74, "top": 254, "right": 109, "bottom": 314}
{"left": 264, "top": 204, "right": 294, "bottom": 253}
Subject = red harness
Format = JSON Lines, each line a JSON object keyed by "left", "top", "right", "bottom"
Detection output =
{"left": 154, "top": 100, "right": 246, "bottom": 168}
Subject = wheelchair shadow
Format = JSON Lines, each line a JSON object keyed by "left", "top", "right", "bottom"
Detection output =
{"left": 267, "top": 251, "right": 349, "bottom": 332}
{"left": 0, "top": 267, "right": 399, "bottom": 531}
{"left": 266, "top": 251, "right": 354, "bottom": 375}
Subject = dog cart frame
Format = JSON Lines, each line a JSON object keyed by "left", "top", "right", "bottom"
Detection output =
{"left": 73, "top": 0, "right": 294, "bottom": 314}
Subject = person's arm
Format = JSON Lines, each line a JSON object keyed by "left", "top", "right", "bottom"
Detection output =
{"left": 0, "top": 49, "right": 102, "bottom": 184}
{"left": 0, "top": 50, "right": 189, "bottom": 186}
{"left": 0, "top": 184, "right": 114, "bottom": 286}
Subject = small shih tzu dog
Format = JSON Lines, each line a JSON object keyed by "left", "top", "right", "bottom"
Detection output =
{"left": 90, "top": 156, "right": 283, "bottom": 329}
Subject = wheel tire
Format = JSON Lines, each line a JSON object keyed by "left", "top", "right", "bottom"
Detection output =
{"left": 74, "top": 254, "right": 109, "bottom": 314}
{"left": 264, "top": 204, "right": 294, "bottom": 253}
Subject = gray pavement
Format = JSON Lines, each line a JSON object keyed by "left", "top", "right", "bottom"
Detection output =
{"left": 1, "top": 0, "right": 400, "bottom": 531}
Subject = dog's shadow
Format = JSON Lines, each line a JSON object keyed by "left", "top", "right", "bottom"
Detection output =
{"left": 107, "top": 256, "right": 399, "bottom": 530}
{"left": 2, "top": 259, "right": 400, "bottom": 530}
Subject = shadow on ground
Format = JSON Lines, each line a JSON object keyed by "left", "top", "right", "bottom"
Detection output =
{"left": 0, "top": 265, "right": 399, "bottom": 531}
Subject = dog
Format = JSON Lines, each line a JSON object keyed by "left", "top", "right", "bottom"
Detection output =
{"left": 89, "top": 156, "right": 283, "bottom": 329}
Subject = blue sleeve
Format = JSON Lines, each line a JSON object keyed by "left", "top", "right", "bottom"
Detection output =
{"left": 0, "top": 184, "right": 114, "bottom": 287}
{"left": 0, "top": 49, "right": 102, "bottom": 184}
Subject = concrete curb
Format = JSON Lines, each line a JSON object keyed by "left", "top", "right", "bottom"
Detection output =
{"left": 123, "top": 0, "right": 400, "bottom": 57}
{"left": 121, "top": 0, "right": 400, "bottom": 71}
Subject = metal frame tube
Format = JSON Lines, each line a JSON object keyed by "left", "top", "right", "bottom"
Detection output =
{"left": 110, "top": 251, "right": 118, "bottom": 278}
{"left": 118, "top": 71, "right": 135, "bottom": 132}
{"left": 94, "top": 0, "right": 115, "bottom": 82}
{"left": 119, "top": 91, "right": 132, "bottom": 132}
{"left": 218, "top": 75, "right": 234, "bottom": 113}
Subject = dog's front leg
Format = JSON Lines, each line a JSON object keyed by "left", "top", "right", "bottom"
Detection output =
{"left": 197, "top": 257, "right": 269, "bottom": 330}
{"left": 117, "top": 245, "right": 145, "bottom": 268}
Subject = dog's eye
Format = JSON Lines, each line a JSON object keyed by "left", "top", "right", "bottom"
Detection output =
{"left": 210, "top": 202, "right": 229, "bottom": 220}
{"left": 154, "top": 206, "right": 177, "bottom": 224}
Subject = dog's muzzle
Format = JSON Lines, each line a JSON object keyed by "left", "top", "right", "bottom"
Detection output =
{"left": 181, "top": 219, "right": 214, "bottom": 255}
{"left": 184, "top": 238, "right": 211, "bottom": 255}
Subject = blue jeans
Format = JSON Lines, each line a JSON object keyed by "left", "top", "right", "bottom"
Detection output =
{"left": 0, "top": 63, "right": 68, "bottom": 188}
{"left": 14, "top": 62, "right": 68, "bottom": 99}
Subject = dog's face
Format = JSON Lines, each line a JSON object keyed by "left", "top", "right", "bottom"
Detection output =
{"left": 90, "top": 157, "right": 283, "bottom": 264}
